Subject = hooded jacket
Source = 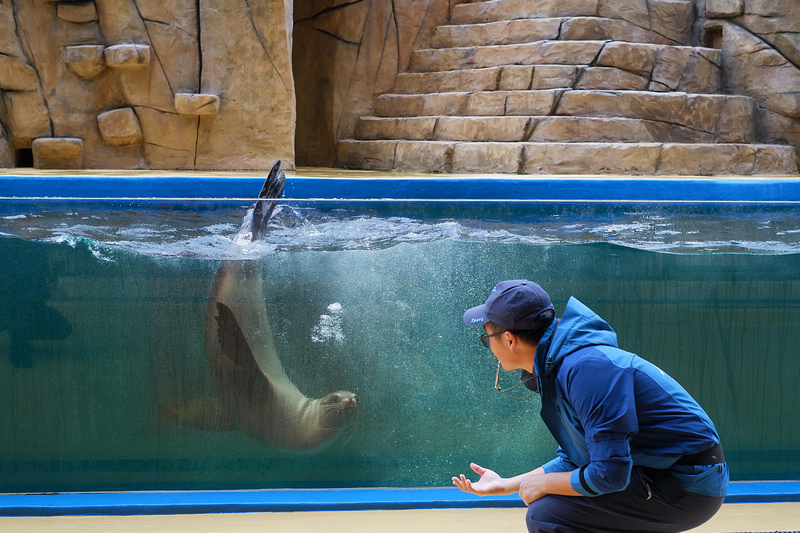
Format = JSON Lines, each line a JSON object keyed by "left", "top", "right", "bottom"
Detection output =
{"left": 535, "top": 297, "right": 728, "bottom": 498}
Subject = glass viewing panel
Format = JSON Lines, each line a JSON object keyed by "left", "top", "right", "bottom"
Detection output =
{"left": 1, "top": 196, "right": 799, "bottom": 492}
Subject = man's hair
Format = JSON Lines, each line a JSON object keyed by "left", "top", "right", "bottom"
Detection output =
{"left": 489, "top": 309, "right": 555, "bottom": 346}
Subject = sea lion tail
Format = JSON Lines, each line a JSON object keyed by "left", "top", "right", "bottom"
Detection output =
{"left": 247, "top": 160, "right": 286, "bottom": 241}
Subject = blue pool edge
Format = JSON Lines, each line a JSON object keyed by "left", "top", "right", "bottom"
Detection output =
{"left": 1, "top": 482, "right": 798, "bottom": 517}
{"left": 3, "top": 175, "right": 800, "bottom": 203}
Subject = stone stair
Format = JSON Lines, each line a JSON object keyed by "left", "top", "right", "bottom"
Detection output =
{"left": 338, "top": 0, "right": 799, "bottom": 175}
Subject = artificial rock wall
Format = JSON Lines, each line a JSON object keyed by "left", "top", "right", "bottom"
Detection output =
{"left": 0, "top": 0, "right": 294, "bottom": 170}
{"left": 1, "top": 0, "right": 799, "bottom": 172}
{"left": 293, "top": 0, "right": 451, "bottom": 167}
{"left": 701, "top": 0, "right": 800, "bottom": 160}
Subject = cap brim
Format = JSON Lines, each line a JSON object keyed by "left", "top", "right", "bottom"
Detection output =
{"left": 463, "top": 304, "right": 488, "bottom": 327}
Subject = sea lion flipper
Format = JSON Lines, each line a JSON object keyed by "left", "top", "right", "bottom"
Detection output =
{"left": 160, "top": 398, "right": 236, "bottom": 431}
{"left": 215, "top": 302, "right": 267, "bottom": 376}
{"left": 249, "top": 160, "right": 286, "bottom": 241}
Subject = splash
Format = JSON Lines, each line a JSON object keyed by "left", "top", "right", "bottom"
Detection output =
{"left": 2, "top": 203, "right": 800, "bottom": 257}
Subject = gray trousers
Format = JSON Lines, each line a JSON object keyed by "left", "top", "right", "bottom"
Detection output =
{"left": 526, "top": 467, "right": 724, "bottom": 533}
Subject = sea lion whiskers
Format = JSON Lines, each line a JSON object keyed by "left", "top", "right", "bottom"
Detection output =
{"left": 333, "top": 400, "right": 363, "bottom": 447}
{"left": 286, "top": 390, "right": 358, "bottom": 433}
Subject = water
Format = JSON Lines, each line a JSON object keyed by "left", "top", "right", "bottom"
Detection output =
{"left": 1, "top": 200, "right": 799, "bottom": 492}
{"left": 3, "top": 201, "right": 800, "bottom": 256}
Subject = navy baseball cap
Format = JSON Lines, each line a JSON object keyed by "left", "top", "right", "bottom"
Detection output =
{"left": 463, "top": 280, "right": 554, "bottom": 330}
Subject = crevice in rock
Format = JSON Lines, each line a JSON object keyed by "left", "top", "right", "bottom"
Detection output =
{"left": 193, "top": 114, "right": 200, "bottom": 169}
{"left": 391, "top": 0, "right": 401, "bottom": 68}
{"left": 10, "top": 0, "right": 53, "bottom": 137}
{"left": 244, "top": 0, "right": 290, "bottom": 93}
{"left": 196, "top": 0, "right": 203, "bottom": 89}
{"left": 332, "top": 1, "right": 373, "bottom": 141}
{"left": 390, "top": 139, "right": 399, "bottom": 169}
{"left": 430, "top": 117, "right": 440, "bottom": 141}
{"left": 295, "top": 0, "right": 364, "bottom": 25}
{"left": 140, "top": 18, "right": 195, "bottom": 38}
{"left": 145, "top": 140, "right": 191, "bottom": 152}
{"left": 134, "top": 1, "right": 175, "bottom": 98}
{"left": 550, "top": 88, "right": 566, "bottom": 116}
{"left": 443, "top": 142, "right": 454, "bottom": 172}
{"left": 728, "top": 19, "right": 800, "bottom": 71}
{"left": 522, "top": 116, "right": 537, "bottom": 141}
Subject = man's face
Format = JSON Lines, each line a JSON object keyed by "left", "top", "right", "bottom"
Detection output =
{"left": 484, "top": 324, "right": 524, "bottom": 371}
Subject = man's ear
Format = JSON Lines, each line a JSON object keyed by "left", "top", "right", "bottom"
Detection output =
{"left": 503, "top": 331, "right": 517, "bottom": 350}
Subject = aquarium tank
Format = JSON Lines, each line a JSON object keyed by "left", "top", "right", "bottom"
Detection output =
{"left": 1, "top": 175, "right": 799, "bottom": 493}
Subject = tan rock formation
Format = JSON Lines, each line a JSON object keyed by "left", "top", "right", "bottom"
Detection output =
{"left": 1, "top": 0, "right": 799, "bottom": 174}
{"left": 0, "top": 0, "right": 294, "bottom": 170}
{"left": 705, "top": 15, "right": 800, "bottom": 162}
{"left": 97, "top": 108, "right": 143, "bottom": 146}
{"left": 175, "top": 94, "right": 221, "bottom": 116}
{"left": 335, "top": 0, "right": 799, "bottom": 174}
{"left": 63, "top": 45, "right": 107, "bottom": 80}
{"left": 57, "top": 2, "right": 99, "bottom": 24}
{"left": 32, "top": 138, "right": 83, "bottom": 169}
{"left": 293, "top": 0, "right": 449, "bottom": 167}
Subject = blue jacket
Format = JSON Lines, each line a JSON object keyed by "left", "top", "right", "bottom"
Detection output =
{"left": 535, "top": 297, "right": 729, "bottom": 498}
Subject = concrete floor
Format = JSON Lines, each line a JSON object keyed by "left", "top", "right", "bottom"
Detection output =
{"left": 1, "top": 503, "right": 799, "bottom": 533}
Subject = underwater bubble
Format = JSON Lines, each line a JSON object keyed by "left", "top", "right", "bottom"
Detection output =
{"left": 311, "top": 303, "right": 345, "bottom": 344}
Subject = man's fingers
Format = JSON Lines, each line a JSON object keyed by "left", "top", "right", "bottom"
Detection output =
{"left": 470, "top": 463, "right": 486, "bottom": 475}
{"left": 452, "top": 474, "right": 473, "bottom": 492}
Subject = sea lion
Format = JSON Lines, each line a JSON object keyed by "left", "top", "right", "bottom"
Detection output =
{"left": 164, "top": 161, "right": 358, "bottom": 451}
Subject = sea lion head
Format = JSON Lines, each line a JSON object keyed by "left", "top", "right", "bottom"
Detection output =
{"left": 316, "top": 390, "right": 358, "bottom": 429}
{"left": 320, "top": 390, "right": 358, "bottom": 410}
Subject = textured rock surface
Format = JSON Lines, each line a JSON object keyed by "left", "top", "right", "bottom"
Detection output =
{"left": 175, "top": 94, "right": 221, "bottom": 116}
{"left": 703, "top": 16, "right": 800, "bottom": 159}
{"left": 338, "top": 139, "right": 799, "bottom": 175}
{"left": 63, "top": 45, "right": 106, "bottom": 80}
{"left": 1, "top": 0, "right": 799, "bottom": 174}
{"left": 336, "top": 0, "right": 799, "bottom": 174}
{"left": 97, "top": 108, "right": 143, "bottom": 146}
{"left": 0, "top": 0, "right": 294, "bottom": 170}
{"left": 31, "top": 138, "right": 83, "bottom": 169}
{"left": 293, "top": 0, "right": 450, "bottom": 166}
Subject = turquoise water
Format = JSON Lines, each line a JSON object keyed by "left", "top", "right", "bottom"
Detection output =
{"left": 1, "top": 202, "right": 799, "bottom": 492}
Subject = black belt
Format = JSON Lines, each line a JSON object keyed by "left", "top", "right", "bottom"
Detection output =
{"left": 675, "top": 443, "right": 725, "bottom": 465}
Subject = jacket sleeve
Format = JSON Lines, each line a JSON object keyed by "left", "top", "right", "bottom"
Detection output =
{"left": 560, "top": 351, "right": 639, "bottom": 497}
{"left": 542, "top": 447, "right": 579, "bottom": 473}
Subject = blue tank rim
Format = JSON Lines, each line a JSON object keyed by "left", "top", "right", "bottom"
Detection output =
{"left": 0, "top": 481, "right": 798, "bottom": 516}
{"left": 2, "top": 175, "right": 800, "bottom": 203}
{"left": 2, "top": 177, "right": 799, "bottom": 515}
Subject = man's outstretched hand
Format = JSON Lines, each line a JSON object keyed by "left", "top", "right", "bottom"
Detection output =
{"left": 452, "top": 463, "right": 510, "bottom": 497}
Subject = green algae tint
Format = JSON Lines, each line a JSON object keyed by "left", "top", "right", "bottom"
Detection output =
{"left": 1, "top": 202, "right": 799, "bottom": 492}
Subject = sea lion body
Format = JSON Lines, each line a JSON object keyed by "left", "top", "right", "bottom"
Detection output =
{"left": 205, "top": 260, "right": 357, "bottom": 450}
{"left": 165, "top": 161, "right": 357, "bottom": 451}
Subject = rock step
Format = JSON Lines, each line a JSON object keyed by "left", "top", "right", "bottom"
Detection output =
{"left": 354, "top": 115, "right": 753, "bottom": 144}
{"left": 337, "top": 140, "right": 799, "bottom": 176}
{"left": 406, "top": 41, "right": 721, "bottom": 93}
{"left": 450, "top": 0, "right": 693, "bottom": 46}
{"left": 374, "top": 90, "right": 754, "bottom": 135}
{"left": 410, "top": 40, "right": 720, "bottom": 79}
{"left": 432, "top": 16, "right": 683, "bottom": 48}
{"left": 393, "top": 64, "right": 710, "bottom": 94}
{"left": 394, "top": 63, "right": 720, "bottom": 95}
